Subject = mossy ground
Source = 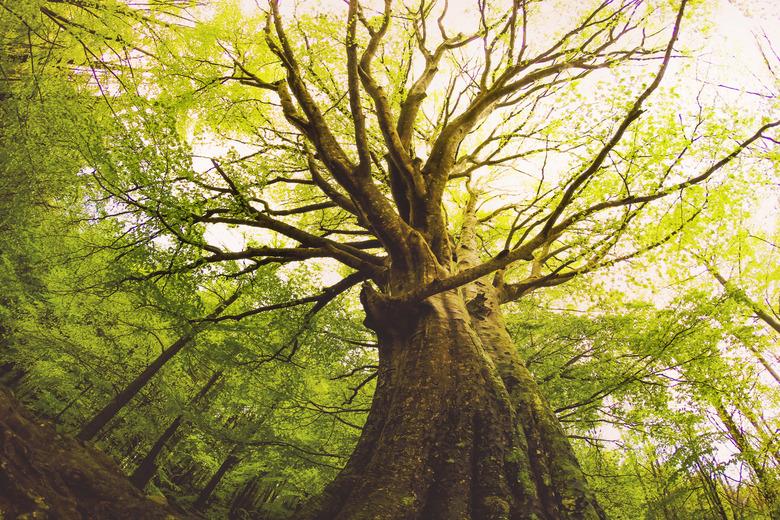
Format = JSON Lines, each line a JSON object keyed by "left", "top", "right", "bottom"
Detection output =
{"left": 0, "top": 386, "right": 190, "bottom": 519}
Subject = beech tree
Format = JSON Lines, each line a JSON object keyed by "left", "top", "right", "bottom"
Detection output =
{"left": 3, "top": 0, "right": 780, "bottom": 518}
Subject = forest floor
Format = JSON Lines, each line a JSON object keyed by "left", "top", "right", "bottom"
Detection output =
{"left": 0, "top": 385, "right": 192, "bottom": 519}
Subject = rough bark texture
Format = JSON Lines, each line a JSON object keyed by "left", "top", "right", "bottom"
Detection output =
{"left": 301, "top": 289, "right": 518, "bottom": 519}
{"left": 467, "top": 284, "right": 606, "bottom": 519}
{"left": 0, "top": 386, "right": 188, "bottom": 519}
{"left": 297, "top": 239, "right": 604, "bottom": 520}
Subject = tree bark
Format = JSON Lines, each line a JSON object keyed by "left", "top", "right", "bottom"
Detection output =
{"left": 131, "top": 416, "right": 184, "bottom": 487}
{"left": 694, "top": 458, "right": 729, "bottom": 520}
{"left": 229, "top": 474, "right": 262, "bottom": 519}
{"left": 194, "top": 444, "right": 241, "bottom": 511}
{"left": 297, "top": 261, "right": 604, "bottom": 520}
{"left": 75, "top": 330, "right": 196, "bottom": 442}
{"left": 727, "top": 326, "right": 780, "bottom": 387}
{"left": 76, "top": 291, "right": 239, "bottom": 442}
{"left": 735, "top": 403, "right": 780, "bottom": 468}
{"left": 129, "top": 371, "right": 222, "bottom": 490}
{"left": 715, "top": 402, "right": 780, "bottom": 519}
{"left": 53, "top": 382, "right": 93, "bottom": 422}
{"left": 467, "top": 281, "right": 606, "bottom": 519}
{"left": 709, "top": 267, "right": 780, "bottom": 337}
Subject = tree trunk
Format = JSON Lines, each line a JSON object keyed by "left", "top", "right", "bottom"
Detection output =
{"left": 129, "top": 370, "right": 222, "bottom": 490}
{"left": 76, "top": 330, "right": 199, "bottom": 442}
{"left": 53, "top": 382, "right": 93, "bottom": 422}
{"left": 709, "top": 267, "right": 780, "bottom": 337}
{"left": 736, "top": 403, "right": 780, "bottom": 468}
{"left": 715, "top": 402, "right": 780, "bottom": 519}
{"left": 694, "top": 458, "right": 729, "bottom": 520}
{"left": 298, "top": 274, "right": 604, "bottom": 519}
{"left": 229, "top": 474, "right": 262, "bottom": 519}
{"left": 466, "top": 275, "right": 605, "bottom": 520}
{"left": 648, "top": 457, "right": 677, "bottom": 520}
{"left": 194, "top": 444, "right": 241, "bottom": 511}
{"left": 76, "top": 291, "right": 239, "bottom": 442}
{"left": 130, "top": 415, "right": 184, "bottom": 489}
{"left": 729, "top": 327, "right": 780, "bottom": 387}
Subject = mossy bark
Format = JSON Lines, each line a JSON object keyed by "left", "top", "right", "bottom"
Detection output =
{"left": 466, "top": 280, "right": 606, "bottom": 519}
{"left": 0, "top": 386, "right": 188, "bottom": 519}
{"left": 297, "top": 254, "right": 604, "bottom": 519}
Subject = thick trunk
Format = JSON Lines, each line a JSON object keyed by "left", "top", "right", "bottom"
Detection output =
{"left": 298, "top": 280, "right": 603, "bottom": 519}
{"left": 0, "top": 387, "right": 182, "bottom": 520}
{"left": 466, "top": 282, "right": 605, "bottom": 519}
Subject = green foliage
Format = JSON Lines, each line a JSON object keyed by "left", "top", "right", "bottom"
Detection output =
{"left": 1, "top": 0, "right": 778, "bottom": 518}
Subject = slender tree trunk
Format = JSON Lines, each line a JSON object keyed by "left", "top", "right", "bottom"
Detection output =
{"left": 53, "top": 382, "right": 93, "bottom": 422}
{"left": 709, "top": 267, "right": 780, "bottom": 336}
{"left": 194, "top": 444, "right": 241, "bottom": 511}
{"left": 229, "top": 474, "right": 262, "bottom": 519}
{"left": 76, "top": 331, "right": 197, "bottom": 442}
{"left": 728, "top": 327, "right": 780, "bottom": 387}
{"left": 715, "top": 403, "right": 780, "bottom": 519}
{"left": 257, "top": 478, "right": 275, "bottom": 505}
{"left": 747, "top": 345, "right": 780, "bottom": 387}
{"left": 736, "top": 403, "right": 780, "bottom": 468}
{"left": 631, "top": 456, "right": 653, "bottom": 517}
{"left": 648, "top": 457, "right": 676, "bottom": 520}
{"left": 131, "top": 416, "right": 184, "bottom": 486}
{"left": 714, "top": 470, "right": 740, "bottom": 520}
{"left": 694, "top": 458, "right": 729, "bottom": 520}
{"left": 129, "top": 371, "right": 222, "bottom": 490}
{"left": 76, "top": 292, "right": 239, "bottom": 442}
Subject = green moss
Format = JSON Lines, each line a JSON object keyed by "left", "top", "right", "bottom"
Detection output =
{"left": 482, "top": 495, "right": 511, "bottom": 519}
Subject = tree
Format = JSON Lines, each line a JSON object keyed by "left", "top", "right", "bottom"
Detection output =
{"left": 129, "top": 369, "right": 222, "bottom": 490}
{"left": 3, "top": 0, "right": 779, "bottom": 518}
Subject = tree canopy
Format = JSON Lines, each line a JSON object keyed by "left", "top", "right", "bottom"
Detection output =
{"left": 0, "top": 0, "right": 779, "bottom": 519}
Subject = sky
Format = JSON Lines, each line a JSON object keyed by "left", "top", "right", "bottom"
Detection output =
{"left": 202, "top": 0, "right": 779, "bottom": 282}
